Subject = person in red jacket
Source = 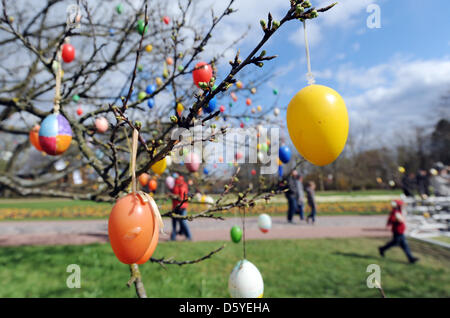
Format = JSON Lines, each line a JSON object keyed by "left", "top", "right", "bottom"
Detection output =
{"left": 170, "top": 175, "right": 192, "bottom": 241}
{"left": 378, "top": 200, "right": 419, "bottom": 263}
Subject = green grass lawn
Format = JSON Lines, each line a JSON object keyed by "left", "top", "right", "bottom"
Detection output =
{"left": 0, "top": 237, "right": 448, "bottom": 298}
{"left": 431, "top": 236, "right": 450, "bottom": 244}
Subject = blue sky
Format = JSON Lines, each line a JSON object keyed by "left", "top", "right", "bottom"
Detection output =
{"left": 198, "top": 0, "right": 450, "bottom": 149}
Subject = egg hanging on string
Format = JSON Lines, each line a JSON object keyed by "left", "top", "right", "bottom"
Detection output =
{"left": 39, "top": 114, "right": 72, "bottom": 156}
{"left": 61, "top": 43, "right": 75, "bottom": 63}
{"left": 229, "top": 259, "right": 264, "bottom": 298}
{"left": 258, "top": 213, "right": 271, "bottom": 233}
{"left": 230, "top": 225, "right": 242, "bottom": 243}
{"left": 286, "top": 84, "right": 348, "bottom": 166}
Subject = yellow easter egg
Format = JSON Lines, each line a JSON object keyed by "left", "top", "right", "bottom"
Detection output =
{"left": 287, "top": 84, "right": 348, "bottom": 166}
{"left": 151, "top": 158, "right": 166, "bottom": 175}
{"left": 156, "top": 77, "right": 163, "bottom": 86}
{"left": 145, "top": 44, "right": 153, "bottom": 52}
{"left": 177, "top": 103, "right": 184, "bottom": 113}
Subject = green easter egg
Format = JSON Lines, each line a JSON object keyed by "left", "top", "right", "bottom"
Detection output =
{"left": 230, "top": 226, "right": 242, "bottom": 243}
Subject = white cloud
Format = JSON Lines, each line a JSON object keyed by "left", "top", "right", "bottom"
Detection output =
{"left": 330, "top": 57, "right": 450, "bottom": 146}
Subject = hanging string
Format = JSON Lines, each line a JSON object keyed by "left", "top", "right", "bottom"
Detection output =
{"left": 130, "top": 128, "right": 139, "bottom": 193}
{"left": 53, "top": 48, "right": 62, "bottom": 114}
{"left": 129, "top": 127, "right": 164, "bottom": 232}
{"left": 303, "top": 20, "right": 315, "bottom": 85}
{"left": 241, "top": 207, "right": 247, "bottom": 260}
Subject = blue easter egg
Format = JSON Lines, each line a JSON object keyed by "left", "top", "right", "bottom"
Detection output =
{"left": 146, "top": 84, "right": 156, "bottom": 95}
{"left": 204, "top": 97, "right": 217, "bottom": 113}
{"left": 147, "top": 98, "right": 155, "bottom": 109}
{"left": 279, "top": 145, "right": 292, "bottom": 164}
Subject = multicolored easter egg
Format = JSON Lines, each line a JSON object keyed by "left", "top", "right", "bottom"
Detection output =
{"left": 229, "top": 259, "right": 264, "bottom": 298}
{"left": 38, "top": 114, "right": 72, "bottom": 156}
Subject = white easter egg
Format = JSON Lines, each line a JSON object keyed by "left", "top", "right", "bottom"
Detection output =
{"left": 228, "top": 259, "right": 264, "bottom": 298}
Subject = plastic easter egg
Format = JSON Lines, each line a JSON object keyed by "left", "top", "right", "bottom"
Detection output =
{"left": 192, "top": 62, "right": 213, "bottom": 88}
{"left": 156, "top": 77, "right": 163, "bottom": 86}
{"left": 137, "top": 20, "right": 148, "bottom": 35}
{"left": 116, "top": 4, "right": 123, "bottom": 14}
{"left": 165, "top": 176, "right": 175, "bottom": 190}
{"left": 388, "top": 180, "right": 395, "bottom": 187}
{"left": 240, "top": 122, "right": 244, "bottom": 128}
{"left": 220, "top": 105, "right": 225, "bottom": 113}
{"left": 177, "top": 103, "right": 184, "bottom": 114}
{"left": 203, "top": 167, "right": 209, "bottom": 175}
{"left": 229, "top": 259, "right": 264, "bottom": 298}
{"left": 273, "top": 107, "right": 280, "bottom": 116}
{"left": 287, "top": 85, "right": 349, "bottom": 166}
{"left": 230, "top": 226, "right": 242, "bottom": 243}
{"left": 163, "top": 16, "right": 170, "bottom": 25}
{"left": 279, "top": 145, "right": 291, "bottom": 164}
{"left": 151, "top": 158, "right": 166, "bottom": 175}
{"left": 251, "top": 108, "right": 256, "bottom": 114}
{"left": 135, "top": 196, "right": 160, "bottom": 264}
{"left": 76, "top": 107, "right": 83, "bottom": 116}
{"left": 145, "top": 44, "right": 153, "bottom": 53}
{"left": 95, "top": 117, "right": 109, "bottom": 133}
{"left": 108, "top": 193, "right": 156, "bottom": 264}
{"left": 146, "top": 84, "right": 156, "bottom": 95}
{"left": 149, "top": 179, "right": 157, "bottom": 192}
{"left": 218, "top": 156, "right": 224, "bottom": 163}
{"left": 165, "top": 155, "right": 172, "bottom": 167}
{"left": 278, "top": 165, "right": 283, "bottom": 178}
{"left": 257, "top": 152, "right": 264, "bottom": 163}
{"left": 72, "top": 94, "right": 80, "bottom": 102}
{"left": 235, "top": 152, "right": 243, "bottom": 160}
{"left": 258, "top": 213, "right": 271, "bottom": 233}
{"left": 251, "top": 87, "right": 257, "bottom": 94}
{"left": 61, "top": 44, "right": 75, "bottom": 63}
{"left": 246, "top": 98, "right": 252, "bottom": 106}
{"left": 138, "top": 91, "right": 146, "bottom": 101}
{"left": 251, "top": 169, "right": 257, "bottom": 176}
{"left": 257, "top": 105, "right": 262, "bottom": 112}
{"left": 147, "top": 98, "right": 155, "bottom": 109}
{"left": 231, "top": 92, "right": 238, "bottom": 102}
{"left": 236, "top": 81, "right": 243, "bottom": 89}
{"left": 138, "top": 173, "right": 150, "bottom": 187}
{"left": 204, "top": 97, "right": 216, "bottom": 113}
{"left": 39, "top": 114, "right": 72, "bottom": 156}
{"left": 166, "top": 57, "right": 174, "bottom": 65}
{"left": 260, "top": 143, "right": 268, "bottom": 153}
{"left": 273, "top": 89, "right": 278, "bottom": 95}
{"left": 185, "top": 152, "right": 200, "bottom": 172}
{"left": 29, "top": 124, "right": 43, "bottom": 152}
{"left": 398, "top": 166, "right": 405, "bottom": 174}
{"left": 109, "top": 28, "right": 115, "bottom": 36}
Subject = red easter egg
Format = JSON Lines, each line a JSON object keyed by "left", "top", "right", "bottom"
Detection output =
{"left": 108, "top": 194, "right": 155, "bottom": 264}
{"left": 29, "top": 124, "right": 43, "bottom": 152}
{"left": 251, "top": 169, "right": 256, "bottom": 175}
{"left": 240, "top": 122, "right": 244, "bottom": 128}
{"left": 149, "top": 179, "right": 157, "bottom": 191}
{"left": 246, "top": 98, "right": 252, "bottom": 106}
{"left": 192, "top": 62, "right": 213, "bottom": 88}
{"left": 220, "top": 105, "right": 225, "bottom": 113}
{"left": 163, "top": 16, "right": 170, "bottom": 25}
{"left": 166, "top": 57, "right": 174, "bottom": 65}
{"left": 76, "top": 108, "right": 83, "bottom": 116}
{"left": 62, "top": 43, "right": 75, "bottom": 63}
{"left": 139, "top": 173, "right": 150, "bottom": 187}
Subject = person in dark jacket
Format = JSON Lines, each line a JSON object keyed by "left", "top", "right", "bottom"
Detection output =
{"left": 284, "top": 170, "right": 299, "bottom": 223}
{"left": 416, "top": 170, "right": 430, "bottom": 198}
{"left": 170, "top": 175, "right": 192, "bottom": 241}
{"left": 378, "top": 200, "right": 419, "bottom": 263}
{"left": 306, "top": 181, "right": 317, "bottom": 224}
{"left": 401, "top": 172, "right": 416, "bottom": 197}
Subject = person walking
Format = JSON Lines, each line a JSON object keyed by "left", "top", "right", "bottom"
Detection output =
{"left": 284, "top": 170, "right": 299, "bottom": 223}
{"left": 170, "top": 175, "right": 192, "bottom": 241}
{"left": 295, "top": 174, "right": 305, "bottom": 221}
{"left": 416, "top": 169, "right": 430, "bottom": 198}
{"left": 378, "top": 200, "right": 419, "bottom": 264}
{"left": 401, "top": 172, "right": 416, "bottom": 197}
{"left": 306, "top": 181, "right": 317, "bottom": 224}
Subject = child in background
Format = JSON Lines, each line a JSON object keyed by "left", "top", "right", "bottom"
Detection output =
{"left": 306, "top": 181, "right": 317, "bottom": 224}
{"left": 378, "top": 200, "right": 419, "bottom": 264}
{"left": 170, "top": 175, "right": 192, "bottom": 241}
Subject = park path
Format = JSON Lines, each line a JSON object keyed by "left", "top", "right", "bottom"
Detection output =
{"left": 0, "top": 215, "right": 390, "bottom": 246}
